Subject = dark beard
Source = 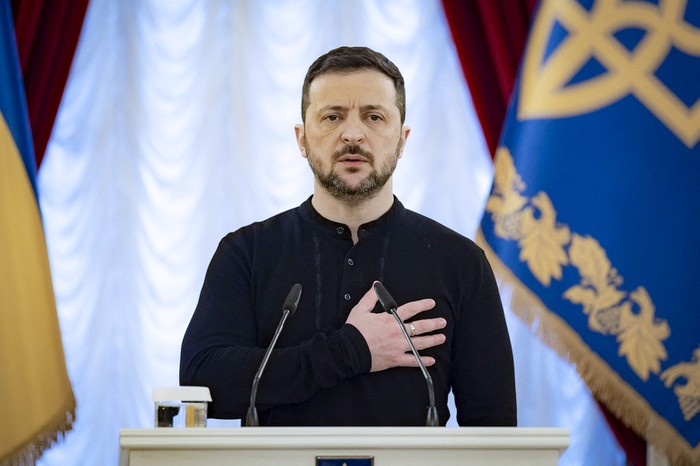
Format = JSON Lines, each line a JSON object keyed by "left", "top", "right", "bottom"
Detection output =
{"left": 306, "top": 143, "right": 399, "bottom": 206}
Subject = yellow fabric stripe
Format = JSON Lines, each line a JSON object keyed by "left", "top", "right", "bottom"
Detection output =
{"left": 0, "top": 112, "right": 75, "bottom": 461}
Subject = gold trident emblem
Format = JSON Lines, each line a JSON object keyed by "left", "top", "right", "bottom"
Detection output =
{"left": 518, "top": 0, "right": 700, "bottom": 148}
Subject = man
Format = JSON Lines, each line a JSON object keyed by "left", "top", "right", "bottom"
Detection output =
{"left": 180, "top": 46, "right": 516, "bottom": 426}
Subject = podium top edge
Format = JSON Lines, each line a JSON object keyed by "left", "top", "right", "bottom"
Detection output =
{"left": 120, "top": 427, "right": 570, "bottom": 450}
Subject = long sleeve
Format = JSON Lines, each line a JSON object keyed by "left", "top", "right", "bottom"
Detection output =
{"left": 451, "top": 249, "right": 517, "bottom": 426}
{"left": 179, "top": 233, "right": 372, "bottom": 419}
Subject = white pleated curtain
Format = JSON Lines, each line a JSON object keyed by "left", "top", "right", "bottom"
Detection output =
{"left": 36, "top": 1, "right": 625, "bottom": 464}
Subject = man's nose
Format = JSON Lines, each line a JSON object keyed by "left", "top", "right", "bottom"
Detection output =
{"left": 341, "top": 116, "right": 365, "bottom": 144}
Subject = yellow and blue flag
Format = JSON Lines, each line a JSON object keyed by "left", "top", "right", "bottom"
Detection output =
{"left": 0, "top": 0, "right": 75, "bottom": 463}
{"left": 480, "top": 0, "right": 699, "bottom": 464}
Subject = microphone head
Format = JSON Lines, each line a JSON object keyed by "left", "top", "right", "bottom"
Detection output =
{"left": 373, "top": 281, "right": 397, "bottom": 313}
{"left": 283, "top": 283, "right": 302, "bottom": 316}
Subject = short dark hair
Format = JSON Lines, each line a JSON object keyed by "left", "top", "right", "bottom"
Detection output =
{"left": 301, "top": 46, "right": 406, "bottom": 124}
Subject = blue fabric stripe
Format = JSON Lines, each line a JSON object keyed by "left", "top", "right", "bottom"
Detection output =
{"left": 0, "top": 0, "right": 37, "bottom": 196}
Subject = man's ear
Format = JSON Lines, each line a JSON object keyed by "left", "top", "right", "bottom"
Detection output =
{"left": 397, "top": 125, "right": 411, "bottom": 159}
{"left": 294, "top": 124, "right": 307, "bottom": 158}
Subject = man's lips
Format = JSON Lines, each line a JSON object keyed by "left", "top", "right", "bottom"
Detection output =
{"left": 337, "top": 154, "right": 369, "bottom": 163}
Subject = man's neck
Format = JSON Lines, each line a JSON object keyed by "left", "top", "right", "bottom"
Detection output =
{"left": 311, "top": 184, "right": 394, "bottom": 244}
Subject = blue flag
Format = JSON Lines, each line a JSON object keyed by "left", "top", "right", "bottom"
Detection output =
{"left": 480, "top": 0, "right": 699, "bottom": 464}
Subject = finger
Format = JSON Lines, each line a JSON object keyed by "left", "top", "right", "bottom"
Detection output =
{"left": 396, "top": 299, "right": 436, "bottom": 321}
{"left": 353, "top": 286, "right": 379, "bottom": 313}
{"left": 396, "top": 354, "right": 436, "bottom": 367}
{"left": 408, "top": 317, "right": 447, "bottom": 337}
{"left": 410, "top": 333, "right": 446, "bottom": 351}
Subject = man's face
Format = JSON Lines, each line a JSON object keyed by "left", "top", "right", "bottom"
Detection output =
{"left": 295, "top": 70, "right": 410, "bottom": 205}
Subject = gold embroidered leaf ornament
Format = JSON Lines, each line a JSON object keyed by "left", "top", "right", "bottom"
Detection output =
{"left": 486, "top": 149, "right": 529, "bottom": 240}
{"left": 518, "top": 192, "right": 571, "bottom": 286}
{"left": 661, "top": 347, "right": 700, "bottom": 421}
{"left": 617, "top": 287, "right": 670, "bottom": 381}
{"left": 564, "top": 234, "right": 626, "bottom": 333}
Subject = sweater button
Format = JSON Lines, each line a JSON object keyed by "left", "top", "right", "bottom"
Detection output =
{"left": 344, "top": 293, "right": 351, "bottom": 301}
{"left": 347, "top": 258, "right": 354, "bottom": 266}
{"left": 337, "top": 227, "right": 344, "bottom": 235}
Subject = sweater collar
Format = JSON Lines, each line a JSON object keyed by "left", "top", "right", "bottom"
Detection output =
{"left": 298, "top": 195, "right": 404, "bottom": 238}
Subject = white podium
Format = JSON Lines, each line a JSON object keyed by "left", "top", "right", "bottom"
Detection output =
{"left": 119, "top": 427, "right": 569, "bottom": 465}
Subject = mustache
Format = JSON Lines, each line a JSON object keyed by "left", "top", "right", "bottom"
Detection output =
{"left": 332, "top": 145, "right": 373, "bottom": 162}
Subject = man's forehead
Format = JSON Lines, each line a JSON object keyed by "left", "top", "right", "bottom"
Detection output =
{"left": 307, "top": 70, "right": 397, "bottom": 107}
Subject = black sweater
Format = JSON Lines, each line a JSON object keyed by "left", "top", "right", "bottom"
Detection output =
{"left": 180, "top": 197, "right": 516, "bottom": 426}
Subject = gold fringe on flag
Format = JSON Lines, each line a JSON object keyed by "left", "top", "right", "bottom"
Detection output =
{"left": 478, "top": 228, "right": 698, "bottom": 466}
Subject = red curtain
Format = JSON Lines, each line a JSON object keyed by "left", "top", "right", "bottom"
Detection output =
{"left": 11, "top": 0, "right": 90, "bottom": 169}
{"left": 440, "top": 0, "right": 536, "bottom": 158}
{"left": 440, "top": 0, "right": 646, "bottom": 464}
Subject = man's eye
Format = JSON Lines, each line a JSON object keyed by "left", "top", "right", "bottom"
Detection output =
{"left": 326, "top": 115, "right": 338, "bottom": 121}
{"left": 368, "top": 115, "right": 381, "bottom": 121}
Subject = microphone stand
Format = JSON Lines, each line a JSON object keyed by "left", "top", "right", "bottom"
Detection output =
{"left": 373, "top": 281, "right": 440, "bottom": 426}
{"left": 245, "top": 283, "right": 302, "bottom": 426}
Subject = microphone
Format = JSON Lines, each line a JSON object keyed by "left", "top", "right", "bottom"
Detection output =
{"left": 373, "top": 281, "right": 439, "bottom": 426}
{"left": 245, "top": 283, "right": 302, "bottom": 427}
